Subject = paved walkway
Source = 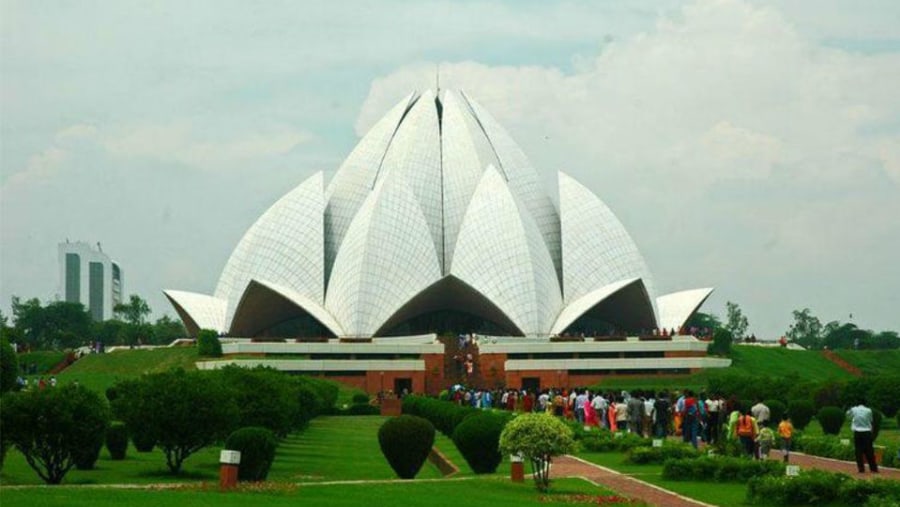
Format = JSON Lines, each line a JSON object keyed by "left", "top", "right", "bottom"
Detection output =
{"left": 769, "top": 450, "right": 900, "bottom": 480}
{"left": 553, "top": 455, "right": 715, "bottom": 507}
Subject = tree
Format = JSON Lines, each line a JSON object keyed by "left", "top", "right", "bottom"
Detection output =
{"left": 0, "top": 385, "right": 109, "bottom": 484}
{"left": 499, "top": 413, "right": 575, "bottom": 492}
{"left": 786, "top": 308, "right": 823, "bottom": 349}
{"left": 113, "top": 295, "right": 151, "bottom": 326}
{"left": 111, "top": 369, "right": 238, "bottom": 473}
{"left": 1, "top": 336, "right": 18, "bottom": 393}
{"left": 724, "top": 301, "right": 749, "bottom": 340}
{"left": 684, "top": 312, "right": 721, "bottom": 334}
{"left": 197, "top": 329, "right": 222, "bottom": 357}
{"left": 707, "top": 327, "right": 734, "bottom": 356}
{"left": 11, "top": 297, "right": 91, "bottom": 350}
{"left": 152, "top": 315, "right": 187, "bottom": 343}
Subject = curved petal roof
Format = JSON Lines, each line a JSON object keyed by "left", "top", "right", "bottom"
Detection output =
{"left": 215, "top": 171, "right": 325, "bottom": 329}
{"left": 656, "top": 288, "right": 715, "bottom": 331}
{"left": 165, "top": 89, "right": 710, "bottom": 338}
{"left": 450, "top": 165, "right": 561, "bottom": 335}
{"left": 325, "top": 172, "right": 442, "bottom": 337}
{"left": 163, "top": 290, "right": 227, "bottom": 335}
{"left": 559, "top": 171, "right": 657, "bottom": 314}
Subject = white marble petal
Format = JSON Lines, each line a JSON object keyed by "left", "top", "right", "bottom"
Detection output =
{"left": 450, "top": 165, "right": 562, "bottom": 335}
{"left": 163, "top": 290, "right": 227, "bottom": 335}
{"left": 325, "top": 172, "right": 442, "bottom": 337}
{"left": 215, "top": 171, "right": 325, "bottom": 329}
{"left": 656, "top": 288, "right": 715, "bottom": 331}
{"left": 549, "top": 278, "right": 639, "bottom": 335}
{"left": 559, "top": 171, "right": 657, "bottom": 316}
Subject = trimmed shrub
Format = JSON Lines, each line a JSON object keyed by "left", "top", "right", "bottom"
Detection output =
{"left": 817, "top": 406, "right": 845, "bottom": 435}
{"left": 747, "top": 469, "right": 846, "bottom": 506}
{"left": 763, "top": 400, "right": 787, "bottom": 426}
{"left": 451, "top": 412, "right": 511, "bottom": 474}
{"left": 747, "top": 469, "right": 900, "bottom": 506}
{"left": 873, "top": 409, "right": 883, "bottom": 442}
{"left": 625, "top": 443, "right": 700, "bottom": 464}
{"left": 787, "top": 399, "right": 816, "bottom": 430}
{"left": 0, "top": 385, "right": 110, "bottom": 484}
{"left": 378, "top": 415, "right": 435, "bottom": 479}
{"left": 132, "top": 429, "right": 156, "bottom": 452}
{"left": 106, "top": 422, "right": 128, "bottom": 460}
{"left": 499, "top": 413, "right": 576, "bottom": 492}
{"left": 796, "top": 436, "right": 855, "bottom": 461}
{"left": 351, "top": 393, "right": 370, "bottom": 405}
{"left": 73, "top": 440, "right": 103, "bottom": 470}
{"left": 197, "top": 329, "right": 222, "bottom": 357}
{"left": 401, "top": 396, "right": 478, "bottom": 436}
{"left": 662, "top": 456, "right": 784, "bottom": 482}
{"left": 579, "top": 430, "right": 650, "bottom": 453}
{"left": 225, "top": 427, "right": 278, "bottom": 481}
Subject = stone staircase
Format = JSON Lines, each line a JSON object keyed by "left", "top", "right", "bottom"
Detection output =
{"left": 437, "top": 335, "right": 483, "bottom": 388}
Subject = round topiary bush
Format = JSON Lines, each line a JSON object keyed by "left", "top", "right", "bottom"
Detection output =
{"left": 132, "top": 429, "right": 156, "bottom": 452}
{"left": 351, "top": 393, "right": 370, "bottom": 405}
{"left": 817, "top": 406, "right": 845, "bottom": 435}
{"left": 451, "top": 412, "right": 511, "bottom": 474}
{"left": 763, "top": 400, "right": 787, "bottom": 426}
{"left": 787, "top": 400, "right": 816, "bottom": 430}
{"left": 197, "top": 329, "right": 222, "bottom": 357}
{"left": 106, "top": 421, "right": 129, "bottom": 460}
{"left": 872, "top": 409, "right": 883, "bottom": 442}
{"left": 225, "top": 427, "right": 278, "bottom": 481}
{"left": 378, "top": 415, "right": 435, "bottom": 479}
{"left": 73, "top": 440, "right": 104, "bottom": 470}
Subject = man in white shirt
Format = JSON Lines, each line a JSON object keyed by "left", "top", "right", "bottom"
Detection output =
{"left": 847, "top": 399, "right": 879, "bottom": 473}
{"left": 751, "top": 399, "right": 770, "bottom": 427}
{"left": 591, "top": 394, "right": 609, "bottom": 429}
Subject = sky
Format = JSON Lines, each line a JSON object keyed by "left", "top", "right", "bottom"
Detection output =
{"left": 2, "top": 0, "right": 899, "bottom": 339}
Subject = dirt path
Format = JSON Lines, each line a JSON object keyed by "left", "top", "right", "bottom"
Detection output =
{"left": 553, "top": 455, "right": 715, "bottom": 507}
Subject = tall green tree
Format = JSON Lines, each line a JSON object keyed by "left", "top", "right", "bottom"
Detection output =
{"left": 786, "top": 308, "right": 823, "bottom": 349}
{"left": 111, "top": 369, "right": 238, "bottom": 473}
{"left": 11, "top": 297, "right": 91, "bottom": 350}
{"left": 113, "top": 295, "right": 151, "bottom": 325}
{"left": 724, "top": 301, "right": 749, "bottom": 339}
{"left": 1, "top": 336, "right": 18, "bottom": 393}
{"left": 0, "top": 385, "right": 110, "bottom": 484}
{"left": 685, "top": 312, "right": 722, "bottom": 332}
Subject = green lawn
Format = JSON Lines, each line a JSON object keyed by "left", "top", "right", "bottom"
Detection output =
{"left": 53, "top": 347, "right": 200, "bottom": 393}
{"left": 16, "top": 350, "right": 67, "bottom": 374}
{"left": 834, "top": 350, "right": 900, "bottom": 376}
{"left": 725, "top": 345, "right": 853, "bottom": 380}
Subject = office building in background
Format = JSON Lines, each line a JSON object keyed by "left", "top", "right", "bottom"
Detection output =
{"left": 58, "top": 241, "right": 123, "bottom": 321}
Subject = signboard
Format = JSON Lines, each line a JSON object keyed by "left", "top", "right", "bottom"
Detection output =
{"left": 652, "top": 439, "right": 663, "bottom": 448}
{"left": 785, "top": 465, "right": 800, "bottom": 477}
{"left": 220, "top": 450, "right": 242, "bottom": 465}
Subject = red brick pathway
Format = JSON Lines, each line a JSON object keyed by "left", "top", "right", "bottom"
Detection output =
{"left": 769, "top": 450, "right": 900, "bottom": 480}
{"left": 553, "top": 455, "right": 715, "bottom": 507}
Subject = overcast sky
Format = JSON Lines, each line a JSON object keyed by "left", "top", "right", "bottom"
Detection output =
{"left": 2, "top": 0, "right": 898, "bottom": 339}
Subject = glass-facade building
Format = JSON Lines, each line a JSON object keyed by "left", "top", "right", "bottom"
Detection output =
{"left": 58, "top": 241, "right": 123, "bottom": 321}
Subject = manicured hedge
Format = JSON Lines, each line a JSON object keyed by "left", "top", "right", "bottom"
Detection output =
{"left": 625, "top": 443, "right": 700, "bottom": 464}
{"left": 106, "top": 422, "right": 128, "bottom": 460}
{"left": 378, "top": 415, "right": 435, "bottom": 479}
{"left": 578, "top": 430, "right": 650, "bottom": 453}
{"left": 662, "top": 455, "right": 784, "bottom": 482}
{"left": 816, "top": 406, "right": 845, "bottom": 435}
{"left": 451, "top": 412, "right": 512, "bottom": 474}
{"left": 747, "top": 469, "right": 900, "bottom": 506}
{"left": 787, "top": 399, "right": 815, "bottom": 430}
{"left": 225, "top": 426, "right": 278, "bottom": 481}
{"left": 401, "top": 396, "right": 478, "bottom": 436}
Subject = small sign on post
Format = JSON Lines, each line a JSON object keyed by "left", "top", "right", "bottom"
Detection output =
{"left": 840, "top": 439, "right": 850, "bottom": 446}
{"left": 614, "top": 432, "right": 624, "bottom": 439}
{"left": 220, "top": 450, "right": 242, "bottom": 490}
{"left": 652, "top": 439, "right": 663, "bottom": 448}
{"left": 785, "top": 465, "right": 800, "bottom": 477}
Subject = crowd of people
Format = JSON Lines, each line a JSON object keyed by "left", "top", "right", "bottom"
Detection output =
{"left": 448, "top": 386, "right": 805, "bottom": 460}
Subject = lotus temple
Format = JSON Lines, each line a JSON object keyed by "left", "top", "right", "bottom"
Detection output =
{"left": 165, "top": 89, "right": 729, "bottom": 393}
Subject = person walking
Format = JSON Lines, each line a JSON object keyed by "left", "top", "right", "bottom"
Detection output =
{"left": 847, "top": 398, "right": 879, "bottom": 473}
{"left": 777, "top": 414, "right": 794, "bottom": 463}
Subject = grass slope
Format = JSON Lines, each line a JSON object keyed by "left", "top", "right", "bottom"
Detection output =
{"left": 725, "top": 345, "right": 853, "bottom": 380}
{"left": 834, "top": 349, "right": 900, "bottom": 376}
{"left": 55, "top": 347, "right": 199, "bottom": 393}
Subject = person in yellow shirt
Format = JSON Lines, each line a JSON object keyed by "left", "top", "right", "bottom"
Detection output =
{"left": 777, "top": 414, "right": 794, "bottom": 463}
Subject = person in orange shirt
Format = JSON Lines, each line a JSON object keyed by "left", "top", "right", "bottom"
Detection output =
{"left": 777, "top": 414, "right": 794, "bottom": 463}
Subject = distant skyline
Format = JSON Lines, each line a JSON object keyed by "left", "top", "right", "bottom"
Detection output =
{"left": 2, "top": 0, "right": 899, "bottom": 338}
